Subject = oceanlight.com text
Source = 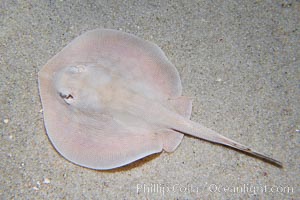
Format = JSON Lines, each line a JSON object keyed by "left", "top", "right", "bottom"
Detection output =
{"left": 136, "top": 183, "right": 294, "bottom": 196}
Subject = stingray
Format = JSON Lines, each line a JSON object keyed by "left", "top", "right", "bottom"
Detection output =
{"left": 38, "top": 29, "right": 282, "bottom": 170}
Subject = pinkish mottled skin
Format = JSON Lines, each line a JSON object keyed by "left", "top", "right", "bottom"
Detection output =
{"left": 38, "top": 29, "right": 282, "bottom": 170}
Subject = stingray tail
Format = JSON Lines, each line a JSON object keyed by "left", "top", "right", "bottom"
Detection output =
{"left": 172, "top": 119, "right": 282, "bottom": 167}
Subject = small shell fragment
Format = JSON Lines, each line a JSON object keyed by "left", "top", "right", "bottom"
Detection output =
{"left": 43, "top": 178, "right": 51, "bottom": 184}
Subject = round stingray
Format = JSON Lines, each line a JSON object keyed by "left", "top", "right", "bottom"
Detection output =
{"left": 38, "top": 29, "right": 191, "bottom": 170}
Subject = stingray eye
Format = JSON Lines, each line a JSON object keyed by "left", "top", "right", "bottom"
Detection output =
{"left": 59, "top": 92, "right": 75, "bottom": 105}
{"left": 68, "top": 65, "right": 86, "bottom": 74}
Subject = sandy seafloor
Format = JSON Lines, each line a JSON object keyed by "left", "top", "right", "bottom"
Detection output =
{"left": 1, "top": 1, "right": 299, "bottom": 199}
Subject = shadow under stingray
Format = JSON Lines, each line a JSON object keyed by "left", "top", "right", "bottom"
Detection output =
{"left": 99, "top": 153, "right": 162, "bottom": 173}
